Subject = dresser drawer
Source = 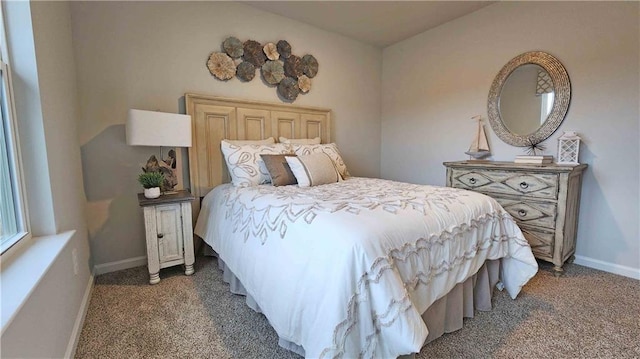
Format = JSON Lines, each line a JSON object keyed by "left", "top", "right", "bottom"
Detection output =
{"left": 451, "top": 168, "right": 559, "bottom": 200}
{"left": 520, "top": 226, "right": 554, "bottom": 258}
{"left": 493, "top": 197, "right": 557, "bottom": 230}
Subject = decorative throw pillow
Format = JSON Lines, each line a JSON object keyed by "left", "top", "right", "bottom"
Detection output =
{"left": 278, "top": 136, "right": 321, "bottom": 145}
{"left": 292, "top": 143, "right": 350, "bottom": 179}
{"left": 260, "top": 154, "right": 298, "bottom": 186}
{"left": 220, "top": 141, "right": 292, "bottom": 187}
{"left": 224, "top": 137, "right": 275, "bottom": 145}
{"left": 285, "top": 153, "right": 341, "bottom": 187}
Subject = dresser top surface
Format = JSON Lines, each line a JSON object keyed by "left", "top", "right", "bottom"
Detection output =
{"left": 443, "top": 160, "right": 587, "bottom": 173}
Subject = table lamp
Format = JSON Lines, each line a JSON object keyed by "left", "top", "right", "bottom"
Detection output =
{"left": 126, "top": 109, "right": 192, "bottom": 192}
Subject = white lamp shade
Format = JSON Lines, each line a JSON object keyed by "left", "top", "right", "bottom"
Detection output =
{"left": 126, "top": 109, "right": 192, "bottom": 147}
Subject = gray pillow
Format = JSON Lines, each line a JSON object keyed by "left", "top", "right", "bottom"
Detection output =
{"left": 260, "top": 154, "right": 298, "bottom": 186}
{"left": 285, "top": 153, "right": 341, "bottom": 187}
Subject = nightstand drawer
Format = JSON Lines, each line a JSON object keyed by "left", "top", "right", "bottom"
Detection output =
{"left": 451, "top": 168, "right": 559, "bottom": 200}
{"left": 493, "top": 197, "right": 557, "bottom": 230}
{"left": 520, "top": 226, "right": 554, "bottom": 258}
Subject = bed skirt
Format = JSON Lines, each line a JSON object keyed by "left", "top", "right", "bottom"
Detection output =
{"left": 215, "top": 255, "right": 501, "bottom": 358}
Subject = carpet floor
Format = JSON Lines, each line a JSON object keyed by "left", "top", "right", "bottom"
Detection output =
{"left": 75, "top": 256, "right": 640, "bottom": 358}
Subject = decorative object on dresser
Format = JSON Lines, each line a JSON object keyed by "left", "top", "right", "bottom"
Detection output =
{"left": 207, "top": 37, "right": 319, "bottom": 102}
{"left": 557, "top": 131, "right": 581, "bottom": 165}
{"left": 137, "top": 190, "right": 196, "bottom": 284}
{"left": 444, "top": 160, "right": 587, "bottom": 275}
{"left": 465, "top": 115, "right": 491, "bottom": 160}
{"left": 514, "top": 155, "right": 553, "bottom": 165}
{"left": 126, "top": 109, "right": 192, "bottom": 191}
{"left": 511, "top": 136, "right": 552, "bottom": 164}
{"left": 523, "top": 137, "right": 547, "bottom": 156}
{"left": 487, "top": 51, "right": 571, "bottom": 147}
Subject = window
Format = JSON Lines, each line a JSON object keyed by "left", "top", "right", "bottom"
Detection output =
{"left": 0, "top": 6, "right": 28, "bottom": 254}
{"left": 540, "top": 92, "right": 553, "bottom": 124}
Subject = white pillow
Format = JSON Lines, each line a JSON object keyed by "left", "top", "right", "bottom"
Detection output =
{"left": 285, "top": 153, "right": 341, "bottom": 187}
{"left": 279, "top": 136, "right": 321, "bottom": 145}
{"left": 224, "top": 137, "right": 275, "bottom": 145}
{"left": 221, "top": 141, "right": 292, "bottom": 187}
{"left": 292, "top": 143, "right": 350, "bottom": 179}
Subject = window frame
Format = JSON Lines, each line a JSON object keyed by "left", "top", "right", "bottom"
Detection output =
{"left": 0, "top": 3, "right": 30, "bottom": 255}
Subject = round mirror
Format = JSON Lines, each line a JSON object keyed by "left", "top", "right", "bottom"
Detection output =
{"left": 500, "top": 64, "right": 554, "bottom": 136}
{"left": 488, "top": 52, "right": 570, "bottom": 147}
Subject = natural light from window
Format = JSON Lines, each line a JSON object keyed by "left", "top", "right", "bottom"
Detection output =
{"left": 540, "top": 92, "right": 553, "bottom": 124}
{"left": 0, "top": 87, "right": 19, "bottom": 244}
{"left": 0, "top": 4, "right": 28, "bottom": 254}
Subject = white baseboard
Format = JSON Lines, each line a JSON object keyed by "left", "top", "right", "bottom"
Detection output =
{"left": 574, "top": 255, "right": 640, "bottom": 280}
{"left": 64, "top": 273, "right": 94, "bottom": 359}
{"left": 93, "top": 256, "right": 147, "bottom": 275}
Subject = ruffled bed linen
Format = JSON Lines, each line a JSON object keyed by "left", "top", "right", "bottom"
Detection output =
{"left": 194, "top": 177, "right": 538, "bottom": 359}
{"left": 215, "top": 256, "right": 500, "bottom": 358}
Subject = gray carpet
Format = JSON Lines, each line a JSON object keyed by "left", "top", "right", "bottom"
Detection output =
{"left": 75, "top": 256, "right": 640, "bottom": 359}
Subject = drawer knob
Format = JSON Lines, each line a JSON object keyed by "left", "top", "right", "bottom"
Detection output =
{"left": 519, "top": 181, "right": 529, "bottom": 189}
{"left": 469, "top": 177, "right": 477, "bottom": 184}
{"left": 518, "top": 209, "right": 527, "bottom": 217}
{"left": 157, "top": 233, "right": 164, "bottom": 239}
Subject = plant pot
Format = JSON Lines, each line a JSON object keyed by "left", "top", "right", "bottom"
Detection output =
{"left": 144, "top": 187, "right": 161, "bottom": 199}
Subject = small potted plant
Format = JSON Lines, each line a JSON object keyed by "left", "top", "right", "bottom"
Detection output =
{"left": 138, "top": 171, "right": 164, "bottom": 199}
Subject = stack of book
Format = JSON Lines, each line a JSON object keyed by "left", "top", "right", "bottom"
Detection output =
{"left": 514, "top": 155, "right": 553, "bottom": 164}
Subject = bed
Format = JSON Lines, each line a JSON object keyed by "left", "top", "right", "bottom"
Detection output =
{"left": 185, "top": 94, "right": 538, "bottom": 359}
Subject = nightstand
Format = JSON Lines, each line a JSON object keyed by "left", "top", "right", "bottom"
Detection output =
{"left": 137, "top": 190, "right": 196, "bottom": 284}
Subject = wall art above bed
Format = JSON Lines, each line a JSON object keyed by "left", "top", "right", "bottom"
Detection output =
{"left": 207, "top": 37, "right": 319, "bottom": 103}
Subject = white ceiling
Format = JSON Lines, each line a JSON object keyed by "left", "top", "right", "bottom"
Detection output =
{"left": 243, "top": 1, "right": 494, "bottom": 48}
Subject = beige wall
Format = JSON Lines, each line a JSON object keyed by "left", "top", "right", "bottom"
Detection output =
{"left": 70, "top": 1, "right": 382, "bottom": 267}
{"left": 381, "top": 2, "right": 640, "bottom": 273}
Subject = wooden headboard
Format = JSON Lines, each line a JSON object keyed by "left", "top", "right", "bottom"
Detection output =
{"left": 184, "top": 94, "right": 331, "bottom": 197}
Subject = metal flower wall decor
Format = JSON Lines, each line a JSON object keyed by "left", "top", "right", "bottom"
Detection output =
{"left": 207, "top": 37, "right": 319, "bottom": 102}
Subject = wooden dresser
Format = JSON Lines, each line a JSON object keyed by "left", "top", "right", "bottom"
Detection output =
{"left": 443, "top": 161, "right": 587, "bottom": 275}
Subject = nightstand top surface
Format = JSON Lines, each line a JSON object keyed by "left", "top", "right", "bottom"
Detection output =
{"left": 137, "top": 189, "right": 195, "bottom": 207}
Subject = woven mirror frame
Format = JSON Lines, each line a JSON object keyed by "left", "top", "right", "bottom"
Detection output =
{"left": 487, "top": 51, "right": 571, "bottom": 147}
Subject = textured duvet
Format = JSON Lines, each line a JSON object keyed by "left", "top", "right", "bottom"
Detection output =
{"left": 194, "top": 177, "right": 538, "bottom": 358}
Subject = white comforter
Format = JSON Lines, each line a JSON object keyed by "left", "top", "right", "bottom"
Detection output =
{"left": 195, "top": 177, "right": 538, "bottom": 358}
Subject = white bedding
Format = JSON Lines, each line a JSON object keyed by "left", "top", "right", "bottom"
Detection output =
{"left": 194, "top": 177, "right": 538, "bottom": 358}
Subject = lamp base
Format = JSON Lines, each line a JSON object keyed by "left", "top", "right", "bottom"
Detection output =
{"left": 143, "top": 154, "right": 178, "bottom": 191}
